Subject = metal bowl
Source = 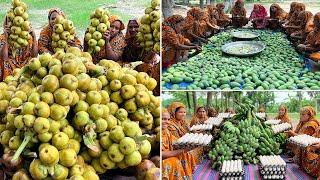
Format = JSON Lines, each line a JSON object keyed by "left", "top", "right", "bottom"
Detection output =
{"left": 221, "top": 41, "right": 265, "bottom": 57}
{"left": 231, "top": 31, "right": 259, "bottom": 39}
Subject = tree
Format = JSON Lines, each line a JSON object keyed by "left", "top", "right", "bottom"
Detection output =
{"left": 186, "top": 91, "right": 191, "bottom": 109}
{"left": 200, "top": 0, "right": 204, "bottom": 8}
{"left": 193, "top": 92, "right": 197, "bottom": 113}
{"left": 162, "top": 0, "right": 174, "bottom": 19}
{"left": 207, "top": 92, "right": 213, "bottom": 108}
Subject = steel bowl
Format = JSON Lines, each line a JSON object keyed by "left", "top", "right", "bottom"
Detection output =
{"left": 221, "top": 41, "right": 265, "bottom": 57}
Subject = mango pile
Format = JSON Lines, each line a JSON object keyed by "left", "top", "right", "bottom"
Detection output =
{"left": 162, "top": 29, "right": 320, "bottom": 90}
{"left": 209, "top": 99, "right": 286, "bottom": 169}
{"left": 85, "top": 7, "right": 110, "bottom": 54}
{"left": 137, "top": 0, "right": 160, "bottom": 53}
{"left": 6, "top": 0, "right": 31, "bottom": 51}
{"left": 0, "top": 46, "right": 160, "bottom": 179}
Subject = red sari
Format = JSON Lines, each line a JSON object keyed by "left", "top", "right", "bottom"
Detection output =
{"left": 250, "top": 4, "right": 268, "bottom": 29}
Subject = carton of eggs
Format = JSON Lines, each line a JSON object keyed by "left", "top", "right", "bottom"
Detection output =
{"left": 256, "top": 113, "right": 266, "bottom": 119}
{"left": 174, "top": 133, "right": 213, "bottom": 148}
{"left": 218, "top": 113, "right": 231, "bottom": 118}
{"left": 271, "top": 123, "right": 292, "bottom": 134}
{"left": 190, "top": 124, "right": 213, "bottom": 131}
{"left": 288, "top": 134, "right": 320, "bottom": 147}
{"left": 259, "top": 155, "right": 286, "bottom": 180}
{"left": 264, "top": 120, "right": 281, "bottom": 125}
{"left": 220, "top": 160, "right": 244, "bottom": 180}
{"left": 204, "top": 117, "right": 224, "bottom": 126}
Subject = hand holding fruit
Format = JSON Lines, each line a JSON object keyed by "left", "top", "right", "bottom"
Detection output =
{"left": 103, "top": 30, "right": 111, "bottom": 42}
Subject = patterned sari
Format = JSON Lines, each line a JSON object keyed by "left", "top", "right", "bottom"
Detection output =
{"left": 231, "top": 0, "right": 248, "bottom": 27}
{"left": 216, "top": 3, "right": 231, "bottom": 27}
{"left": 268, "top": 3, "right": 288, "bottom": 30}
{"left": 249, "top": 4, "right": 268, "bottom": 29}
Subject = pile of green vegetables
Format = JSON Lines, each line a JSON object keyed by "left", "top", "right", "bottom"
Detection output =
{"left": 209, "top": 98, "right": 287, "bottom": 169}
{"left": 162, "top": 29, "right": 320, "bottom": 90}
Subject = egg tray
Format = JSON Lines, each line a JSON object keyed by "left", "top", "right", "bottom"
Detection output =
{"left": 190, "top": 124, "right": 214, "bottom": 131}
{"left": 204, "top": 117, "right": 224, "bottom": 127}
{"left": 287, "top": 134, "right": 320, "bottom": 148}
{"left": 219, "top": 160, "right": 245, "bottom": 179}
{"left": 264, "top": 120, "right": 281, "bottom": 125}
{"left": 271, "top": 123, "right": 292, "bottom": 134}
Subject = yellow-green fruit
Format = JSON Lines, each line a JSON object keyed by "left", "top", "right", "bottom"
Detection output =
{"left": 42, "top": 75, "right": 59, "bottom": 93}
{"left": 22, "top": 114, "right": 36, "bottom": 128}
{"left": 62, "top": 125, "right": 75, "bottom": 139}
{"left": 70, "top": 164, "right": 84, "bottom": 176}
{"left": 34, "top": 101, "right": 50, "bottom": 118}
{"left": 67, "top": 139, "right": 81, "bottom": 154}
{"left": 95, "top": 118, "right": 108, "bottom": 133}
{"left": 49, "top": 64, "right": 64, "bottom": 78}
{"left": 34, "top": 117, "right": 50, "bottom": 134}
{"left": 109, "top": 80, "right": 122, "bottom": 91}
{"left": 110, "top": 91, "right": 123, "bottom": 104}
{"left": 146, "top": 78, "right": 157, "bottom": 91}
{"left": 110, "top": 125, "right": 125, "bottom": 143}
{"left": 80, "top": 151, "right": 92, "bottom": 163}
{"left": 124, "top": 98, "right": 137, "bottom": 113}
{"left": 29, "top": 159, "right": 48, "bottom": 179}
{"left": 73, "top": 111, "right": 90, "bottom": 129}
{"left": 60, "top": 74, "right": 78, "bottom": 91}
{"left": 38, "top": 132, "right": 53, "bottom": 143}
{"left": 107, "top": 143, "right": 124, "bottom": 163}
{"left": 76, "top": 73, "right": 91, "bottom": 91}
{"left": 145, "top": 167, "right": 161, "bottom": 180}
{"left": 99, "top": 151, "right": 116, "bottom": 170}
{"left": 70, "top": 175, "right": 85, "bottom": 180}
{"left": 8, "top": 136, "right": 22, "bottom": 150}
{"left": 52, "top": 132, "right": 69, "bottom": 150}
{"left": 119, "top": 137, "right": 136, "bottom": 155}
{"left": 21, "top": 102, "right": 35, "bottom": 115}
{"left": 62, "top": 60, "right": 78, "bottom": 75}
{"left": 123, "top": 121, "right": 140, "bottom": 137}
{"left": 52, "top": 164, "right": 69, "bottom": 180}
{"left": 86, "top": 91, "right": 102, "bottom": 105}
{"left": 100, "top": 90, "right": 110, "bottom": 104}
{"left": 92, "top": 158, "right": 106, "bottom": 174}
{"left": 71, "top": 91, "right": 80, "bottom": 106}
{"left": 99, "top": 132, "right": 113, "bottom": 150}
{"left": 54, "top": 88, "right": 73, "bottom": 106}
{"left": 82, "top": 170, "right": 99, "bottom": 180}
{"left": 106, "top": 67, "right": 121, "bottom": 81}
{"left": 115, "top": 108, "right": 128, "bottom": 121}
{"left": 29, "top": 58, "right": 41, "bottom": 71}
{"left": 39, "top": 144, "right": 59, "bottom": 166}
{"left": 125, "top": 150, "right": 142, "bottom": 166}
{"left": 136, "top": 72, "right": 149, "bottom": 85}
{"left": 10, "top": 97, "right": 22, "bottom": 107}
{"left": 121, "top": 74, "right": 137, "bottom": 85}
{"left": 0, "top": 100, "right": 9, "bottom": 114}
{"left": 74, "top": 100, "right": 89, "bottom": 112}
{"left": 135, "top": 91, "right": 151, "bottom": 107}
{"left": 59, "top": 148, "right": 77, "bottom": 167}
{"left": 120, "top": 85, "right": 136, "bottom": 100}
{"left": 107, "top": 102, "right": 119, "bottom": 115}
{"left": 88, "top": 141, "right": 102, "bottom": 158}
{"left": 14, "top": 90, "right": 27, "bottom": 101}
{"left": 88, "top": 104, "right": 104, "bottom": 120}
{"left": 50, "top": 104, "right": 67, "bottom": 120}
{"left": 41, "top": 92, "right": 54, "bottom": 105}
{"left": 139, "top": 140, "right": 152, "bottom": 158}
{"left": 117, "top": 159, "right": 128, "bottom": 169}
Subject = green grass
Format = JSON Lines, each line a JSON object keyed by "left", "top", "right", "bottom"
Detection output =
{"left": 0, "top": 0, "right": 149, "bottom": 39}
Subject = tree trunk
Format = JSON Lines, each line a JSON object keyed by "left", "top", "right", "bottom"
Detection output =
{"left": 207, "top": 92, "right": 213, "bottom": 108}
{"left": 215, "top": 93, "right": 218, "bottom": 107}
{"left": 200, "top": 0, "right": 204, "bottom": 8}
{"left": 193, "top": 92, "right": 197, "bottom": 113}
{"left": 162, "top": 0, "right": 174, "bottom": 19}
{"left": 221, "top": 92, "right": 223, "bottom": 111}
{"left": 186, "top": 91, "right": 191, "bottom": 109}
{"left": 183, "top": 0, "right": 189, "bottom": 5}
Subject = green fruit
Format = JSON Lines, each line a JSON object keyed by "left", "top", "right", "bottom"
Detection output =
{"left": 100, "top": 90, "right": 110, "bottom": 104}
{"left": 52, "top": 132, "right": 69, "bottom": 150}
{"left": 139, "top": 140, "right": 152, "bottom": 157}
{"left": 121, "top": 74, "right": 137, "bottom": 85}
{"left": 62, "top": 60, "right": 78, "bottom": 75}
{"left": 68, "top": 139, "right": 81, "bottom": 154}
{"left": 69, "top": 164, "right": 84, "bottom": 176}
{"left": 110, "top": 80, "right": 122, "bottom": 91}
{"left": 39, "top": 144, "right": 59, "bottom": 166}
{"left": 22, "top": 114, "right": 36, "bottom": 127}
{"left": 82, "top": 170, "right": 99, "bottom": 180}
{"left": 21, "top": 102, "right": 35, "bottom": 115}
{"left": 54, "top": 88, "right": 73, "bottom": 106}
{"left": 60, "top": 74, "right": 78, "bottom": 91}
{"left": 40, "top": 92, "right": 54, "bottom": 105}
{"left": 115, "top": 108, "right": 128, "bottom": 121}
{"left": 119, "top": 137, "right": 136, "bottom": 155}
{"left": 123, "top": 121, "right": 140, "bottom": 137}
{"left": 59, "top": 148, "right": 77, "bottom": 167}
{"left": 125, "top": 151, "right": 142, "bottom": 166}
{"left": 50, "top": 104, "right": 67, "bottom": 120}
{"left": 92, "top": 158, "right": 106, "bottom": 174}
{"left": 38, "top": 132, "right": 52, "bottom": 143}
{"left": 62, "top": 125, "right": 75, "bottom": 139}
{"left": 52, "top": 164, "right": 69, "bottom": 180}
{"left": 42, "top": 75, "right": 59, "bottom": 93}
{"left": 99, "top": 132, "right": 113, "bottom": 150}
{"left": 135, "top": 91, "right": 150, "bottom": 107}
{"left": 74, "top": 100, "right": 89, "bottom": 112}
{"left": 29, "top": 159, "right": 48, "bottom": 179}
{"left": 107, "top": 102, "right": 118, "bottom": 115}
{"left": 8, "top": 136, "right": 22, "bottom": 150}
{"left": 99, "top": 151, "right": 116, "bottom": 170}
{"left": 110, "top": 91, "right": 123, "bottom": 104}
{"left": 34, "top": 101, "right": 50, "bottom": 118}
{"left": 73, "top": 111, "right": 90, "bottom": 128}
{"left": 86, "top": 91, "right": 102, "bottom": 105}
{"left": 110, "top": 126, "right": 125, "bottom": 143}
{"left": 34, "top": 117, "right": 50, "bottom": 133}
{"left": 95, "top": 118, "right": 108, "bottom": 133}
{"left": 108, "top": 143, "right": 124, "bottom": 163}
{"left": 120, "top": 85, "right": 136, "bottom": 99}
{"left": 124, "top": 98, "right": 137, "bottom": 113}
{"left": 88, "top": 104, "right": 104, "bottom": 120}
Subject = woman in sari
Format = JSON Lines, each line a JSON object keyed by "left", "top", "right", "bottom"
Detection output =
{"left": 300, "top": 126, "right": 320, "bottom": 178}
{"left": 275, "top": 104, "right": 291, "bottom": 124}
{"left": 162, "top": 15, "right": 201, "bottom": 69}
{"left": 122, "top": 19, "right": 143, "bottom": 63}
{"left": 290, "top": 11, "right": 314, "bottom": 44}
{"left": 179, "top": 8, "right": 208, "bottom": 44}
{"left": 225, "top": 107, "right": 235, "bottom": 114}
{"left": 38, "top": 8, "right": 81, "bottom": 55}
{"left": 267, "top": 3, "right": 288, "bottom": 30}
{"left": 167, "top": 102, "right": 204, "bottom": 172}
{"left": 208, "top": 107, "right": 218, "bottom": 118}
{"left": 205, "top": 5, "right": 221, "bottom": 35}
{"left": 84, "top": 15, "right": 126, "bottom": 63}
{"left": 190, "top": 106, "right": 208, "bottom": 126}
{"left": 162, "top": 109, "right": 193, "bottom": 180}
{"left": 0, "top": 16, "right": 37, "bottom": 80}
{"left": 230, "top": 0, "right": 248, "bottom": 28}
{"left": 283, "top": 3, "right": 306, "bottom": 35}
{"left": 249, "top": 4, "right": 268, "bottom": 29}
{"left": 216, "top": 3, "right": 231, "bottom": 28}
{"left": 297, "top": 12, "right": 320, "bottom": 60}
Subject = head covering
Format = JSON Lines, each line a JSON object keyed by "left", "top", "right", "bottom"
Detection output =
{"left": 163, "top": 15, "right": 184, "bottom": 30}
{"left": 168, "top": 102, "right": 185, "bottom": 118}
{"left": 235, "top": 0, "right": 245, "bottom": 7}
{"left": 162, "top": 108, "right": 170, "bottom": 116}
{"left": 300, "top": 106, "right": 317, "bottom": 120}
{"left": 195, "top": 106, "right": 206, "bottom": 114}
{"left": 270, "top": 3, "right": 285, "bottom": 19}
{"left": 276, "top": 104, "right": 290, "bottom": 123}
{"left": 207, "top": 107, "right": 217, "bottom": 117}
{"left": 216, "top": 3, "right": 225, "bottom": 11}
{"left": 289, "top": 2, "right": 298, "bottom": 15}
{"left": 295, "top": 3, "right": 306, "bottom": 14}
{"left": 207, "top": 5, "right": 217, "bottom": 13}
{"left": 125, "top": 19, "right": 139, "bottom": 39}
{"left": 225, "top": 107, "right": 235, "bottom": 114}
{"left": 187, "top": 7, "right": 203, "bottom": 20}
{"left": 48, "top": 8, "right": 65, "bottom": 20}
{"left": 258, "top": 106, "right": 265, "bottom": 113}
{"left": 109, "top": 15, "right": 125, "bottom": 31}
{"left": 250, "top": 4, "right": 267, "bottom": 19}
{"left": 313, "top": 12, "right": 320, "bottom": 30}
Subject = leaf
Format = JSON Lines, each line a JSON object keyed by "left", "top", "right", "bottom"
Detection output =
{"left": 83, "top": 135, "right": 99, "bottom": 152}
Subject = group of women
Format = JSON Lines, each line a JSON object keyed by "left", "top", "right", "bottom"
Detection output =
{"left": 162, "top": 1, "right": 320, "bottom": 68}
{"left": 162, "top": 102, "right": 320, "bottom": 179}
{"left": 0, "top": 8, "right": 160, "bottom": 95}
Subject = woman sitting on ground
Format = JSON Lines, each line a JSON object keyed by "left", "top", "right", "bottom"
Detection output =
{"left": 290, "top": 11, "right": 314, "bottom": 44}
{"left": 267, "top": 3, "right": 288, "bottom": 30}
{"left": 249, "top": 4, "right": 268, "bottom": 29}
{"left": 231, "top": 0, "right": 248, "bottom": 28}
{"left": 216, "top": 3, "right": 231, "bottom": 28}
{"left": 283, "top": 3, "right": 306, "bottom": 35}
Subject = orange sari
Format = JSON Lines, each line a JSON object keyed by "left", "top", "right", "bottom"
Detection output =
{"left": 301, "top": 127, "right": 320, "bottom": 178}
{"left": 216, "top": 3, "right": 231, "bottom": 27}
{"left": 291, "top": 11, "right": 314, "bottom": 40}
{"left": 162, "top": 128, "right": 193, "bottom": 180}
{"left": 0, "top": 35, "right": 35, "bottom": 80}
{"left": 231, "top": 0, "right": 248, "bottom": 27}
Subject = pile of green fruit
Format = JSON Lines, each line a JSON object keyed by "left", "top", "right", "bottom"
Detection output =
{"left": 0, "top": 46, "right": 160, "bottom": 179}
{"left": 51, "top": 15, "right": 76, "bottom": 53}
{"left": 137, "top": 0, "right": 160, "bottom": 53}
{"left": 209, "top": 99, "right": 285, "bottom": 169}
{"left": 85, "top": 7, "right": 110, "bottom": 54}
{"left": 6, "top": 0, "right": 31, "bottom": 51}
{"left": 162, "top": 29, "right": 320, "bottom": 90}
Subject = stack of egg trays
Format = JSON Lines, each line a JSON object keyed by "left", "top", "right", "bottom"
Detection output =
{"left": 173, "top": 133, "right": 213, "bottom": 149}
{"left": 258, "top": 155, "right": 286, "bottom": 180}
{"left": 219, "top": 160, "right": 244, "bottom": 180}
